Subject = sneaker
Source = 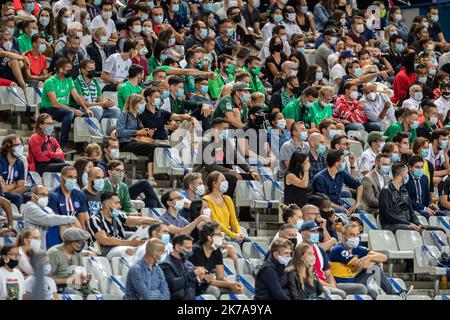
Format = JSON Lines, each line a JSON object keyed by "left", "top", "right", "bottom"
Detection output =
{"left": 148, "top": 177, "right": 157, "bottom": 187}
{"left": 399, "top": 286, "right": 414, "bottom": 300}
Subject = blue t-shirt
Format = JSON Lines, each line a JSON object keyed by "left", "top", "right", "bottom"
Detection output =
{"left": 0, "top": 155, "right": 25, "bottom": 184}
{"left": 329, "top": 243, "right": 369, "bottom": 283}
{"left": 48, "top": 185, "right": 87, "bottom": 217}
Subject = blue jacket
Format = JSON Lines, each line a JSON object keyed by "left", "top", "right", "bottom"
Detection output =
{"left": 116, "top": 112, "right": 139, "bottom": 143}
{"left": 313, "top": 3, "right": 330, "bottom": 32}
{"left": 405, "top": 173, "right": 431, "bottom": 211}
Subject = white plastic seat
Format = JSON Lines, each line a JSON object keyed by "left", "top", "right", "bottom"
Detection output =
{"left": 0, "top": 237, "right": 16, "bottom": 247}
{"left": 235, "top": 180, "right": 279, "bottom": 209}
{"left": 262, "top": 180, "right": 284, "bottom": 206}
{"left": 368, "top": 230, "right": 412, "bottom": 259}
{"left": 414, "top": 245, "right": 448, "bottom": 276}
{"left": 396, "top": 230, "right": 423, "bottom": 254}
{"left": 84, "top": 256, "right": 113, "bottom": 294}
{"left": 196, "top": 294, "right": 217, "bottom": 300}
{"left": 349, "top": 143, "right": 364, "bottom": 158}
{"left": 429, "top": 216, "right": 450, "bottom": 238}
{"left": 434, "top": 295, "right": 450, "bottom": 300}
{"left": 237, "top": 274, "right": 255, "bottom": 298}
{"left": 228, "top": 241, "right": 243, "bottom": 258}
{"left": 86, "top": 294, "right": 120, "bottom": 300}
{"left": 153, "top": 147, "right": 189, "bottom": 176}
{"left": 345, "top": 294, "right": 373, "bottom": 300}
{"left": 388, "top": 278, "right": 407, "bottom": 293}
{"left": 100, "top": 118, "right": 117, "bottom": 137}
{"left": 352, "top": 213, "right": 378, "bottom": 234}
{"left": 422, "top": 230, "right": 449, "bottom": 249}
{"left": 42, "top": 172, "right": 61, "bottom": 189}
{"left": 27, "top": 171, "right": 43, "bottom": 187}
{"left": 376, "top": 295, "right": 403, "bottom": 300}
{"left": 220, "top": 294, "right": 250, "bottom": 300}
{"left": 59, "top": 293, "right": 83, "bottom": 300}
{"left": 406, "top": 295, "right": 432, "bottom": 300}
{"left": 109, "top": 275, "right": 127, "bottom": 298}
{"left": 102, "top": 91, "right": 118, "bottom": 106}
{"left": 237, "top": 258, "right": 263, "bottom": 276}
{"left": 416, "top": 215, "right": 428, "bottom": 226}
{"left": 347, "top": 130, "right": 369, "bottom": 145}
{"left": 242, "top": 241, "right": 269, "bottom": 260}
{"left": 329, "top": 294, "right": 343, "bottom": 300}
{"left": 141, "top": 207, "right": 165, "bottom": 219}
{"left": 223, "top": 258, "right": 236, "bottom": 276}
{"left": 74, "top": 117, "right": 104, "bottom": 143}
{"left": 111, "top": 256, "right": 131, "bottom": 277}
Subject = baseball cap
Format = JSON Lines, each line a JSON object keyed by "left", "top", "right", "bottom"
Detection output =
{"left": 334, "top": 212, "right": 349, "bottom": 225}
{"left": 300, "top": 221, "right": 322, "bottom": 232}
{"left": 232, "top": 82, "right": 250, "bottom": 92}
{"left": 63, "top": 227, "right": 90, "bottom": 242}
{"left": 339, "top": 50, "right": 356, "bottom": 59}
{"left": 367, "top": 131, "right": 387, "bottom": 145}
{"left": 323, "top": 28, "right": 338, "bottom": 37}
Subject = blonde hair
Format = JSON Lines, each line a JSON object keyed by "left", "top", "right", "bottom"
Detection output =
{"left": 251, "top": 92, "right": 265, "bottom": 104}
{"left": 85, "top": 143, "right": 102, "bottom": 157}
{"left": 124, "top": 93, "right": 145, "bottom": 114}
{"left": 319, "top": 86, "right": 333, "bottom": 99}
{"left": 288, "top": 243, "right": 315, "bottom": 289}
{"left": 362, "top": 64, "right": 379, "bottom": 76}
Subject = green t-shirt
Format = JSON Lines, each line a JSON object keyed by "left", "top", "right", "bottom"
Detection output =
{"left": 147, "top": 65, "right": 171, "bottom": 81}
{"left": 17, "top": 33, "right": 32, "bottom": 53}
{"left": 40, "top": 75, "right": 75, "bottom": 109}
{"left": 212, "top": 95, "right": 248, "bottom": 124}
{"left": 282, "top": 96, "right": 312, "bottom": 128}
{"left": 242, "top": 66, "right": 265, "bottom": 95}
{"left": 208, "top": 70, "right": 234, "bottom": 100}
{"left": 310, "top": 99, "right": 333, "bottom": 126}
{"left": 383, "top": 121, "right": 417, "bottom": 143}
{"left": 117, "top": 81, "right": 143, "bottom": 111}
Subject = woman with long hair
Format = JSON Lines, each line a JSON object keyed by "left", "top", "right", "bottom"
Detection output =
{"left": 27, "top": 114, "right": 68, "bottom": 175}
{"left": 73, "top": 158, "right": 94, "bottom": 190}
{"left": 265, "top": 36, "right": 287, "bottom": 85}
{"left": 15, "top": 228, "right": 41, "bottom": 277}
{"left": 37, "top": 7, "right": 56, "bottom": 56}
{"left": 284, "top": 151, "right": 310, "bottom": 207}
{"left": 301, "top": 65, "right": 326, "bottom": 92}
{"left": 286, "top": 243, "right": 326, "bottom": 300}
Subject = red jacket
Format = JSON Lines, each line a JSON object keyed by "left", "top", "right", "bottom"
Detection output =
{"left": 333, "top": 95, "right": 367, "bottom": 124}
{"left": 27, "top": 133, "right": 65, "bottom": 171}
{"left": 392, "top": 67, "right": 417, "bottom": 104}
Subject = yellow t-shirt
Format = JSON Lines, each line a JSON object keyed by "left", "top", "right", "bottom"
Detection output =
{"left": 203, "top": 194, "right": 241, "bottom": 238}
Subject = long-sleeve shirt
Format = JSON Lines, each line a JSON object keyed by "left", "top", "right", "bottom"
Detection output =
{"left": 116, "top": 112, "right": 139, "bottom": 144}
{"left": 27, "top": 133, "right": 65, "bottom": 171}
{"left": 255, "top": 256, "right": 290, "bottom": 300}
{"left": 313, "top": 3, "right": 330, "bottom": 32}
{"left": 102, "top": 178, "right": 134, "bottom": 213}
{"left": 392, "top": 68, "right": 417, "bottom": 104}
{"left": 125, "top": 258, "right": 170, "bottom": 300}
{"left": 333, "top": 95, "right": 367, "bottom": 124}
{"left": 404, "top": 173, "right": 432, "bottom": 211}
{"left": 203, "top": 194, "right": 240, "bottom": 238}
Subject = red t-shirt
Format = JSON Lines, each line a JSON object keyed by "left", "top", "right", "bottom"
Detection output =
{"left": 22, "top": 50, "right": 47, "bottom": 76}
{"left": 13, "top": 0, "right": 40, "bottom": 15}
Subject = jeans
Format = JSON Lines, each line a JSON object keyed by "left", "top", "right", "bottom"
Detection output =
{"left": 3, "top": 192, "right": 30, "bottom": 209}
{"left": 363, "top": 122, "right": 383, "bottom": 133}
{"left": 41, "top": 107, "right": 74, "bottom": 147}
{"left": 354, "top": 264, "right": 397, "bottom": 299}
{"left": 87, "top": 106, "right": 121, "bottom": 121}
{"left": 345, "top": 123, "right": 365, "bottom": 131}
{"left": 128, "top": 179, "right": 162, "bottom": 208}
{"left": 418, "top": 209, "right": 450, "bottom": 219}
{"left": 383, "top": 223, "right": 445, "bottom": 234}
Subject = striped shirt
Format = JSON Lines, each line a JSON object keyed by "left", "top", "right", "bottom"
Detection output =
{"left": 88, "top": 211, "right": 128, "bottom": 256}
{"left": 73, "top": 74, "right": 101, "bottom": 106}
{"left": 125, "top": 258, "right": 170, "bottom": 300}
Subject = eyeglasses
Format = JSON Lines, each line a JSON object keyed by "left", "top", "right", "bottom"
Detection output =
{"left": 170, "top": 196, "right": 184, "bottom": 201}
{"left": 113, "top": 169, "right": 125, "bottom": 173}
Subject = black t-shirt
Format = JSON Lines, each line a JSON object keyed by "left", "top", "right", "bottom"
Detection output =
{"left": 189, "top": 244, "right": 223, "bottom": 273}
{"left": 438, "top": 175, "right": 450, "bottom": 207}
{"left": 84, "top": 189, "right": 102, "bottom": 217}
{"left": 138, "top": 107, "right": 172, "bottom": 140}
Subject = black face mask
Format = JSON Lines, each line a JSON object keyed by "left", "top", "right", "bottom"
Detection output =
{"left": 232, "top": 14, "right": 242, "bottom": 24}
{"left": 321, "top": 210, "right": 334, "bottom": 220}
{"left": 5, "top": 258, "right": 18, "bottom": 269}
{"left": 70, "top": 47, "right": 79, "bottom": 54}
{"left": 254, "top": 115, "right": 265, "bottom": 126}
{"left": 273, "top": 43, "right": 283, "bottom": 52}
{"left": 180, "top": 249, "right": 193, "bottom": 260}
{"left": 87, "top": 70, "right": 96, "bottom": 79}
{"left": 291, "top": 86, "right": 302, "bottom": 97}
{"left": 288, "top": 237, "right": 297, "bottom": 248}
{"left": 64, "top": 70, "right": 72, "bottom": 78}
{"left": 337, "top": 5, "right": 346, "bottom": 11}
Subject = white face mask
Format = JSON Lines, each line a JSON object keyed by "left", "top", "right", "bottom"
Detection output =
{"left": 142, "top": 26, "right": 152, "bottom": 36}
{"left": 174, "top": 199, "right": 184, "bottom": 211}
{"left": 277, "top": 255, "right": 292, "bottom": 266}
{"left": 202, "top": 208, "right": 211, "bottom": 217}
{"left": 276, "top": 119, "right": 287, "bottom": 129}
{"left": 194, "top": 184, "right": 205, "bottom": 197}
{"left": 133, "top": 25, "right": 142, "bottom": 34}
{"left": 219, "top": 181, "right": 229, "bottom": 193}
{"left": 346, "top": 237, "right": 360, "bottom": 248}
{"left": 287, "top": 13, "right": 296, "bottom": 22}
{"left": 29, "top": 239, "right": 41, "bottom": 251}
{"left": 212, "top": 235, "right": 223, "bottom": 249}
{"left": 12, "top": 145, "right": 24, "bottom": 158}
{"left": 367, "top": 92, "right": 377, "bottom": 101}
{"left": 2, "top": 41, "right": 12, "bottom": 52}
{"left": 37, "top": 196, "right": 49, "bottom": 208}
{"left": 350, "top": 91, "right": 359, "bottom": 100}
{"left": 100, "top": 36, "right": 109, "bottom": 44}
{"left": 43, "top": 263, "right": 52, "bottom": 275}
{"left": 110, "top": 148, "right": 120, "bottom": 159}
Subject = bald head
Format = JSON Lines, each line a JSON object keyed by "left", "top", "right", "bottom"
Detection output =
{"left": 145, "top": 238, "right": 165, "bottom": 258}
{"left": 301, "top": 204, "right": 320, "bottom": 221}
{"left": 88, "top": 167, "right": 104, "bottom": 179}
{"left": 31, "top": 184, "right": 48, "bottom": 195}
{"left": 31, "top": 184, "right": 49, "bottom": 204}
{"left": 309, "top": 132, "right": 325, "bottom": 148}
{"left": 363, "top": 82, "right": 377, "bottom": 94}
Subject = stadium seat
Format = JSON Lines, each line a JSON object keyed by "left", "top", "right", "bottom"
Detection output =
{"left": 109, "top": 275, "right": 127, "bottom": 298}
{"left": 59, "top": 293, "right": 83, "bottom": 300}
{"left": 42, "top": 172, "right": 61, "bottom": 189}
{"left": 422, "top": 230, "right": 449, "bottom": 250}
{"left": 242, "top": 241, "right": 269, "bottom": 260}
{"left": 416, "top": 215, "right": 428, "bottom": 226}
{"left": 396, "top": 230, "right": 423, "bottom": 254}
{"left": 86, "top": 294, "right": 121, "bottom": 300}
{"left": 414, "top": 245, "right": 447, "bottom": 275}
{"left": 347, "top": 130, "right": 369, "bottom": 146}
{"left": 262, "top": 180, "right": 284, "bottom": 206}
{"left": 141, "top": 207, "right": 165, "bottom": 219}
{"left": 237, "top": 258, "right": 263, "bottom": 276}
{"left": 345, "top": 294, "right": 372, "bottom": 300}
{"left": 28, "top": 171, "right": 43, "bottom": 186}
{"left": 388, "top": 278, "right": 407, "bottom": 293}
{"left": 196, "top": 294, "right": 217, "bottom": 300}
{"left": 237, "top": 274, "right": 255, "bottom": 298}
{"left": 74, "top": 117, "right": 104, "bottom": 143}
{"left": 223, "top": 257, "right": 236, "bottom": 276}
{"left": 235, "top": 180, "right": 279, "bottom": 209}
{"left": 376, "top": 295, "right": 403, "bottom": 300}
{"left": 352, "top": 213, "right": 378, "bottom": 242}
{"left": 228, "top": 240, "right": 243, "bottom": 258}
{"left": 434, "top": 295, "right": 450, "bottom": 300}
{"left": 329, "top": 294, "right": 343, "bottom": 300}
{"left": 429, "top": 216, "right": 450, "bottom": 238}
{"left": 220, "top": 294, "right": 250, "bottom": 300}
{"left": 83, "top": 256, "right": 113, "bottom": 294}
{"left": 102, "top": 91, "right": 118, "bottom": 106}
{"left": 0, "top": 237, "right": 16, "bottom": 247}
{"left": 111, "top": 256, "right": 131, "bottom": 277}
{"left": 153, "top": 147, "right": 189, "bottom": 176}
{"left": 100, "top": 118, "right": 118, "bottom": 137}
{"left": 406, "top": 295, "right": 432, "bottom": 300}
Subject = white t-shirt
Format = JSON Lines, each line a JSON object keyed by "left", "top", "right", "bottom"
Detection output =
{"left": 435, "top": 96, "right": 450, "bottom": 119}
{"left": 103, "top": 53, "right": 132, "bottom": 83}
{"left": 281, "top": 21, "right": 303, "bottom": 38}
{"left": 89, "top": 15, "right": 117, "bottom": 39}
{"left": 401, "top": 98, "right": 420, "bottom": 110}
{"left": 359, "top": 148, "right": 377, "bottom": 173}
{"left": 24, "top": 276, "right": 57, "bottom": 300}
{"left": 330, "top": 64, "right": 346, "bottom": 94}
{"left": 0, "top": 267, "right": 25, "bottom": 300}
{"left": 427, "top": 144, "right": 445, "bottom": 170}
{"left": 18, "top": 247, "right": 34, "bottom": 276}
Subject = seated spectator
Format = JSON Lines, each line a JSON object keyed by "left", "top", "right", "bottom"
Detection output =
{"left": 405, "top": 155, "right": 448, "bottom": 219}
{"left": 272, "top": 204, "right": 303, "bottom": 244}
{"left": 135, "top": 221, "right": 173, "bottom": 260}
{"left": 98, "top": 137, "right": 120, "bottom": 175}
{"left": 202, "top": 171, "right": 244, "bottom": 241}
{"left": 160, "top": 234, "right": 201, "bottom": 300}
{"left": 282, "top": 86, "right": 319, "bottom": 131}
{"left": 23, "top": 185, "right": 78, "bottom": 251}
{"left": 74, "top": 158, "right": 94, "bottom": 190}
{"left": 278, "top": 122, "right": 310, "bottom": 180}
{"left": 86, "top": 27, "right": 116, "bottom": 77}
{"left": 267, "top": 112, "right": 292, "bottom": 160}
{"left": 49, "top": 35, "right": 84, "bottom": 79}
{"left": 417, "top": 102, "right": 440, "bottom": 141}
{"left": 83, "top": 167, "right": 104, "bottom": 217}
{"left": 401, "top": 84, "right": 423, "bottom": 110}
{"left": 329, "top": 222, "right": 412, "bottom": 299}
{"left": 255, "top": 238, "right": 292, "bottom": 300}
{"left": 330, "top": 134, "right": 358, "bottom": 177}
{"left": 301, "top": 204, "right": 337, "bottom": 252}
{"left": 212, "top": 82, "right": 251, "bottom": 129}
{"left": 84, "top": 143, "right": 102, "bottom": 167}
{"left": 194, "top": 118, "right": 259, "bottom": 197}
{"left": 309, "top": 86, "right": 334, "bottom": 128}
{"left": 312, "top": 150, "right": 364, "bottom": 215}
{"left": 0, "top": 134, "right": 27, "bottom": 208}
{"left": 435, "top": 82, "right": 450, "bottom": 120}
{"left": 0, "top": 244, "right": 25, "bottom": 300}
{"left": 47, "top": 227, "right": 97, "bottom": 297}
{"left": 125, "top": 238, "right": 170, "bottom": 300}
{"left": 16, "top": 227, "right": 41, "bottom": 277}
{"left": 393, "top": 132, "right": 413, "bottom": 165}
{"left": 117, "top": 94, "right": 159, "bottom": 186}
{"left": 426, "top": 129, "right": 450, "bottom": 186}
{"left": 27, "top": 114, "right": 68, "bottom": 175}
{"left": 101, "top": 39, "right": 135, "bottom": 92}
{"left": 333, "top": 82, "right": 369, "bottom": 132}
{"left": 24, "top": 252, "right": 59, "bottom": 300}
{"left": 392, "top": 51, "right": 417, "bottom": 105}
{"left": 412, "top": 137, "right": 434, "bottom": 190}
{"left": 48, "top": 166, "right": 89, "bottom": 233}
{"left": 308, "top": 193, "right": 341, "bottom": 241}
{"left": 72, "top": 59, "right": 120, "bottom": 121}
{"left": 359, "top": 131, "right": 386, "bottom": 176}
{"left": 103, "top": 160, "right": 161, "bottom": 213}
{"left": 180, "top": 173, "right": 205, "bottom": 205}
{"left": 88, "top": 192, "right": 156, "bottom": 260}
{"left": 362, "top": 82, "right": 396, "bottom": 132}
{"left": 300, "top": 221, "right": 367, "bottom": 298}
{"left": 39, "top": 57, "right": 90, "bottom": 151}
{"left": 384, "top": 108, "right": 419, "bottom": 143}
{"left": 17, "top": 20, "right": 38, "bottom": 54}
{"left": 0, "top": 30, "right": 29, "bottom": 90}
{"left": 286, "top": 243, "right": 327, "bottom": 300}
{"left": 117, "top": 64, "right": 144, "bottom": 111}
{"left": 361, "top": 153, "right": 392, "bottom": 216}
{"left": 22, "top": 34, "right": 49, "bottom": 86}
{"left": 284, "top": 151, "right": 310, "bottom": 208}
{"left": 269, "top": 75, "right": 299, "bottom": 114}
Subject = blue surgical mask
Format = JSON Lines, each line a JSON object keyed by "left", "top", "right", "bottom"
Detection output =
{"left": 412, "top": 168, "right": 424, "bottom": 179}
{"left": 200, "top": 28, "right": 208, "bottom": 39}
{"left": 440, "top": 140, "right": 449, "bottom": 150}
{"left": 380, "top": 165, "right": 391, "bottom": 175}
{"left": 64, "top": 179, "right": 77, "bottom": 191}
{"left": 227, "top": 28, "right": 234, "bottom": 37}
{"left": 241, "top": 92, "right": 251, "bottom": 103}
{"left": 273, "top": 14, "right": 283, "bottom": 23}
{"left": 309, "top": 233, "right": 320, "bottom": 244}
{"left": 171, "top": 4, "right": 180, "bottom": 12}
{"left": 219, "top": 130, "right": 228, "bottom": 140}
{"left": 161, "top": 90, "right": 170, "bottom": 99}
{"left": 26, "top": 2, "right": 35, "bottom": 11}
{"left": 339, "top": 162, "right": 346, "bottom": 172}
{"left": 140, "top": 13, "right": 149, "bottom": 21}
{"left": 43, "top": 125, "right": 54, "bottom": 136}
{"left": 328, "top": 130, "right": 338, "bottom": 139}
{"left": 111, "top": 209, "right": 121, "bottom": 218}
{"left": 410, "top": 120, "right": 419, "bottom": 129}
{"left": 296, "top": 220, "right": 304, "bottom": 230}
{"left": 390, "top": 153, "right": 400, "bottom": 163}
{"left": 93, "top": 179, "right": 104, "bottom": 192}
{"left": 403, "top": 174, "right": 410, "bottom": 184}
{"left": 160, "top": 53, "right": 168, "bottom": 61}
{"left": 395, "top": 43, "right": 404, "bottom": 53}
{"left": 418, "top": 77, "right": 428, "bottom": 84}
{"left": 176, "top": 88, "right": 184, "bottom": 99}
{"left": 343, "top": 150, "right": 350, "bottom": 157}
{"left": 82, "top": 172, "right": 89, "bottom": 188}
{"left": 297, "top": 47, "right": 306, "bottom": 54}
{"left": 201, "top": 84, "right": 209, "bottom": 95}
{"left": 158, "top": 253, "right": 167, "bottom": 264}
{"left": 300, "top": 131, "right": 308, "bottom": 141}
{"left": 153, "top": 98, "right": 161, "bottom": 107}
{"left": 161, "top": 233, "right": 171, "bottom": 245}
{"left": 154, "top": 15, "right": 164, "bottom": 24}
{"left": 138, "top": 102, "right": 146, "bottom": 114}
{"left": 315, "top": 72, "right": 323, "bottom": 81}
{"left": 316, "top": 144, "right": 327, "bottom": 155}
{"left": 204, "top": 3, "right": 213, "bottom": 11}
{"left": 168, "top": 37, "right": 176, "bottom": 46}
{"left": 354, "top": 67, "right": 362, "bottom": 77}
{"left": 421, "top": 149, "right": 430, "bottom": 158}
